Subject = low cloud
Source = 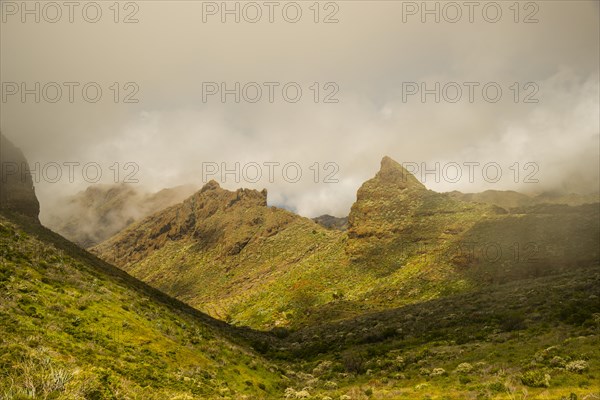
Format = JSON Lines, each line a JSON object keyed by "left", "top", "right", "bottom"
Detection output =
{"left": 1, "top": 1, "right": 598, "bottom": 219}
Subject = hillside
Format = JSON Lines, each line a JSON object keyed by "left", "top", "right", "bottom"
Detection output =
{"left": 0, "top": 211, "right": 294, "bottom": 399}
{"left": 93, "top": 157, "right": 600, "bottom": 331}
{"left": 93, "top": 180, "right": 348, "bottom": 328}
{"left": 448, "top": 190, "right": 599, "bottom": 210}
{"left": 3, "top": 208, "right": 599, "bottom": 399}
{"left": 0, "top": 134, "right": 292, "bottom": 398}
{"left": 2, "top": 136, "right": 599, "bottom": 399}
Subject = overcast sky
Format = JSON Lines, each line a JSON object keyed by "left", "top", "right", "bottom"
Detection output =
{"left": 1, "top": 0, "right": 599, "bottom": 219}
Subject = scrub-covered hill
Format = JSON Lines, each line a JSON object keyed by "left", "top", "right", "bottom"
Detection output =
{"left": 94, "top": 157, "right": 600, "bottom": 330}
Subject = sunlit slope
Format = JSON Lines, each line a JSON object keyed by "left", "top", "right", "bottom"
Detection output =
{"left": 0, "top": 211, "right": 285, "bottom": 399}
{"left": 341, "top": 157, "right": 600, "bottom": 313}
{"left": 93, "top": 180, "right": 352, "bottom": 328}
{"left": 94, "top": 157, "right": 600, "bottom": 330}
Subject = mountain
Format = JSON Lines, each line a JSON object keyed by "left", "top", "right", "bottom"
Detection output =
{"left": 0, "top": 133, "right": 40, "bottom": 221}
{"left": 532, "top": 191, "right": 600, "bottom": 206}
{"left": 42, "top": 183, "right": 199, "bottom": 248}
{"left": 94, "top": 156, "right": 600, "bottom": 331}
{"left": 343, "top": 157, "right": 599, "bottom": 313}
{"left": 3, "top": 141, "right": 599, "bottom": 399}
{"left": 93, "top": 180, "right": 346, "bottom": 328}
{"left": 0, "top": 135, "right": 294, "bottom": 399}
{"left": 313, "top": 215, "right": 348, "bottom": 231}
{"left": 346, "top": 156, "right": 501, "bottom": 270}
{"left": 447, "top": 190, "right": 534, "bottom": 209}
{"left": 449, "top": 189, "right": 600, "bottom": 210}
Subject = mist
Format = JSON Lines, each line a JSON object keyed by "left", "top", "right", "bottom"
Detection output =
{"left": 1, "top": 0, "right": 598, "bottom": 220}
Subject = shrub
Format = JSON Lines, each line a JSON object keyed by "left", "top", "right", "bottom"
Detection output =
{"left": 520, "top": 370, "right": 550, "bottom": 388}
{"left": 272, "top": 327, "right": 290, "bottom": 339}
{"left": 294, "top": 390, "right": 311, "bottom": 399}
{"left": 454, "top": 363, "right": 473, "bottom": 374}
{"left": 549, "top": 356, "right": 566, "bottom": 368}
{"left": 393, "top": 356, "right": 406, "bottom": 371}
{"left": 342, "top": 353, "right": 365, "bottom": 374}
{"left": 500, "top": 312, "right": 526, "bottom": 331}
{"left": 324, "top": 381, "right": 338, "bottom": 390}
{"left": 313, "top": 360, "right": 333, "bottom": 377}
{"left": 566, "top": 360, "right": 589, "bottom": 374}
{"left": 284, "top": 388, "right": 297, "bottom": 398}
{"left": 430, "top": 368, "right": 447, "bottom": 377}
{"left": 487, "top": 381, "right": 506, "bottom": 392}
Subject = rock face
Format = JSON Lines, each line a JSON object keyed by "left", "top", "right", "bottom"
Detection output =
{"left": 0, "top": 133, "right": 40, "bottom": 221}
{"left": 374, "top": 155, "right": 426, "bottom": 190}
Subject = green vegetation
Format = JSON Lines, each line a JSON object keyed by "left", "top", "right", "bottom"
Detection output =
{"left": 253, "top": 265, "right": 600, "bottom": 399}
{"left": 2, "top": 152, "right": 599, "bottom": 399}
{"left": 0, "top": 213, "right": 287, "bottom": 399}
{"left": 94, "top": 158, "right": 599, "bottom": 332}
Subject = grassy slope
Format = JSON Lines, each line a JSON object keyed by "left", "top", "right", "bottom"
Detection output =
{"left": 93, "top": 182, "right": 357, "bottom": 329}
{"left": 4, "top": 208, "right": 599, "bottom": 399}
{"left": 0, "top": 211, "right": 288, "bottom": 399}
{"left": 93, "top": 160, "right": 600, "bottom": 332}
{"left": 4, "top": 194, "right": 600, "bottom": 398}
{"left": 255, "top": 266, "right": 600, "bottom": 400}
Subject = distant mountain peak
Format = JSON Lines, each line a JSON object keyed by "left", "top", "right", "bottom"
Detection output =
{"left": 377, "top": 156, "right": 425, "bottom": 190}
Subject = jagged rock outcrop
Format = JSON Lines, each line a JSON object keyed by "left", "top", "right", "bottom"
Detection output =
{"left": 93, "top": 180, "right": 289, "bottom": 266}
{"left": 0, "top": 133, "right": 40, "bottom": 221}
{"left": 91, "top": 179, "right": 336, "bottom": 328}
{"left": 346, "top": 156, "right": 495, "bottom": 270}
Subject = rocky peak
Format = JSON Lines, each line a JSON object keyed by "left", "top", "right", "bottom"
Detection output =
{"left": 234, "top": 188, "right": 268, "bottom": 207}
{"left": 376, "top": 156, "right": 425, "bottom": 190}
{"left": 200, "top": 180, "right": 221, "bottom": 193}
{"left": 347, "top": 156, "right": 487, "bottom": 268}
{"left": 195, "top": 180, "right": 267, "bottom": 207}
{"left": 0, "top": 133, "right": 40, "bottom": 221}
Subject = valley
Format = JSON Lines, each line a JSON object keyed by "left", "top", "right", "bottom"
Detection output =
{"left": 1, "top": 133, "right": 599, "bottom": 399}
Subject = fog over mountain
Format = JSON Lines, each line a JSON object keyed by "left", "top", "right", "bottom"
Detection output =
{"left": 1, "top": 3, "right": 599, "bottom": 397}
{"left": 1, "top": 1, "right": 598, "bottom": 219}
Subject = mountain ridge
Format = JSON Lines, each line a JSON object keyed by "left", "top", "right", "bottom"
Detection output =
{"left": 2, "top": 142, "right": 599, "bottom": 398}
{"left": 93, "top": 156, "right": 600, "bottom": 330}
